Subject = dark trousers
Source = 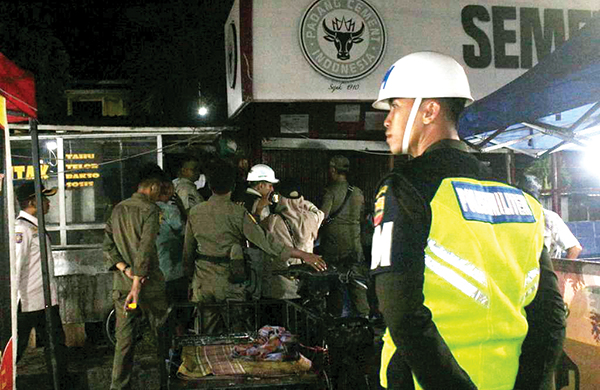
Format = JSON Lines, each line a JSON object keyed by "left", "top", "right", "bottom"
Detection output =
{"left": 17, "top": 304, "right": 68, "bottom": 380}
{"left": 166, "top": 276, "right": 191, "bottom": 336}
{"left": 325, "top": 262, "right": 369, "bottom": 318}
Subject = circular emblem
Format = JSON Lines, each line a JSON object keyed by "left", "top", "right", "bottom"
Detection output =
{"left": 299, "top": 0, "right": 386, "bottom": 81}
{"left": 226, "top": 21, "right": 238, "bottom": 89}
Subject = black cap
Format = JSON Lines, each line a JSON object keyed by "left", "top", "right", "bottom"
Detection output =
{"left": 16, "top": 182, "right": 57, "bottom": 202}
{"left": 279, "top": 181, "right": 302, "bottom": 199}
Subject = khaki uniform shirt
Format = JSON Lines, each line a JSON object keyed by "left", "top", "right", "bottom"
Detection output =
{"left": 103, "top": 192, "right": 165, "bottom": 292}
{"left": 319, "top": 180, "right": 364, "bottom": 263}
{"left": 260, "top": 196, "right": 324, "bottom": 299}
{"left": 173, "top": 177, "right": 204, "bottom": 212}
{"left": 183, "top": 193, "right": 292, "bottom": 271}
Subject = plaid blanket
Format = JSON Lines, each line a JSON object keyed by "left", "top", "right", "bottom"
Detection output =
{"left": 177, "top": 344, "right": 312, "bottom": 379}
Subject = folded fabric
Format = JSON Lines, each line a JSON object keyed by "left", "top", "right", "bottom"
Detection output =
{"left": 232, "top": 325, "right": 298, "bottom": 361}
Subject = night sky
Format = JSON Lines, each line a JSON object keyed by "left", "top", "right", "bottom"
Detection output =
{"left": 53, "top": 0, "right": 234, "bottom": 78}
{"left": 1, "top": 0, "right": 236, "bottom": 123}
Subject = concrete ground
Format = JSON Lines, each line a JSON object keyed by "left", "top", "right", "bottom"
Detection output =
{"left": 16, "top": 336, "right": 161, "bottom": 390}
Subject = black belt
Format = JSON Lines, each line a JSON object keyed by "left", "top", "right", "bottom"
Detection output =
{"left": 197, "top": 254, "right": 230, "bottom": 264}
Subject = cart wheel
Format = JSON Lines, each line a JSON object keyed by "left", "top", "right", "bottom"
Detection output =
{"left": 105, "top": 308, "right": 117, "bottom": 347}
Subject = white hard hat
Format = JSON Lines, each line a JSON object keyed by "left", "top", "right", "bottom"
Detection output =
{"left": 372, "top": 51, "right": 473, "bottom": 110}
{"left": 246, "top": 164, "right": 279, "bottom": 183}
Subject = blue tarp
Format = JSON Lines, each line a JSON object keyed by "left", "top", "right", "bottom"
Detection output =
{"left": 458, "top": 15, "right": 600, "bottom": 157}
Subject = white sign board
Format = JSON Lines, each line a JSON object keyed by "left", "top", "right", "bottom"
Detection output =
{"left": 226, "top": 0, "right": 598, "bottom": 118}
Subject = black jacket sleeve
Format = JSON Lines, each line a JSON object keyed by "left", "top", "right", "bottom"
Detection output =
{"left": 513, "top": 246, "right": 567, "bottom": 390}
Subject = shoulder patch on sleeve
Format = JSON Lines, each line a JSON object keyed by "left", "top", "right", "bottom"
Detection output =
{"left": 376, "top": 185, "right": 388, "bottom": 199}
{"left": 373, "top": 185, "right": 388, "bottom": 227}
{"left": 16, "top": 232, "right": 23, "bottom": 244}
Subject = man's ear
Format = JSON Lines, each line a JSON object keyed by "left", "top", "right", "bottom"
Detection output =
{"left": 150, "top": 183, "right": 161, "bottom": 196}
{"left": 422, "top": 100, "right": 441, "bottom": 125}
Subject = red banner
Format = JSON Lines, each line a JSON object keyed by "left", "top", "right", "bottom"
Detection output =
{"left": 0, "top": 337, "right": 14, "bottom": 390}
{"left": 0, "top": 52, "right": 37, "bottom": 124}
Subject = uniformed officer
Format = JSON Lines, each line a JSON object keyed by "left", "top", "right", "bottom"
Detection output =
{"left": 14, "top": 182, "right": 69, "bottom": 384}
{"left": 370, "top": 51, "right": 566, "bottom": 389}
{"left": 239, "top": 163, "right": 279, "bottom": 222}
{"left": 319, "top": 155, "right": 368, "bottom": 317}
{"left": 172, "top": 156, "right": 204, "bottom": 214}
{"left": 183, "top": 160, "right": 326, "bottom": 335}
{"left": 259, "top": 183, "right": 325, "bottom": 300}
{"left": 104, "top": 174, "right": 169, "bottom": 390}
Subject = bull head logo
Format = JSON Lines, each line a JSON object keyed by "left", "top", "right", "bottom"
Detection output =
{"left": 322, "top": 17, "right": 365, "bottom": 61}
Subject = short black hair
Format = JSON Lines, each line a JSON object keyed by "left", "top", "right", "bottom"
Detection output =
{"left": 206, "top": 159, "right": 237, "bottom": 195}
{"left": 179, "top": 155, "right": 200, "bottom": 172}
{"left": 138, "top": 176, "right": 163, "bottom": 190}
{"left": 138, "top": 163, "right": 168, "bottom": 184}
{"left": 19, "top": 198, "right": 33, "bottom": 211}
{"left": 436, "top": 98, "right": 468, "bottom": 124}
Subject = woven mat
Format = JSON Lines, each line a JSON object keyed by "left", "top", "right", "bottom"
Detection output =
{"left": 177, "top": 344, "right": 312, "bottom": 379}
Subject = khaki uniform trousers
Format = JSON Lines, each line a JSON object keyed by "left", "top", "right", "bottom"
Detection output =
{"left": 110, "top": 287, "right": 169, "bottom": 390}
{"left": 191, "top": 260, "right": 246, "bottom": 335}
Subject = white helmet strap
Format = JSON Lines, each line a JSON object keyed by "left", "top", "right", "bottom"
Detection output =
{"left": 402, "top": 98, "right": 422, "bottom": 155}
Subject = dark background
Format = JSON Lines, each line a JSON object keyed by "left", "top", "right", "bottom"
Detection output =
{"left": 0, "top": 0, "right": 238, "bottom": 354}
{"left": 0, "top": 0, "right": 236, "bottom": 125}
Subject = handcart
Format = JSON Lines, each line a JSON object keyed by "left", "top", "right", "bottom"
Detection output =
{"left": 166, "top": 299, "right": 332, "bottom": 390}
{"left": 165, "top": 264, "right": 381, "bottom": 390}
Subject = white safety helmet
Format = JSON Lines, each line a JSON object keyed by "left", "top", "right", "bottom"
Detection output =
{"left": 246, "top": 164, "right": 279, "bottom": 183}
{"left": 372, "top": 51, "right": 473, "bottom": 155}
{"left": 372, "top": 51, "right": 473, "bottom": 110}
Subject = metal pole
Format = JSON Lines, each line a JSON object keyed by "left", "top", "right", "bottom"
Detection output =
{"left": 1, "top": 108, "right": 16, "bottom": 390}
{"left": 29, "top": 119, "right": 62, "bottom": 390}
{"left": 551, "top": 152, "right": 561, "bottom": 215}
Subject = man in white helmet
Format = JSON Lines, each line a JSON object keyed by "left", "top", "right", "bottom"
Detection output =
{"left": 370, "top": 51, "right": 565, "bottom": 389}
{"left": 241, "top": 164, "right": 280, "bottom": 222}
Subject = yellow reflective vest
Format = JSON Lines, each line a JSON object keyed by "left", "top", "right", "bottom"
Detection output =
{"left": 381, "top": 177, "right": 545, "bottom": 389}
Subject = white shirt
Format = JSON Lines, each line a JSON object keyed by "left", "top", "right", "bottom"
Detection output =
{"left": 543, "top": 208, "right": 581, "bottom": 259}
{"left": 15, "top": 210, "right": 59, "bottom": 312}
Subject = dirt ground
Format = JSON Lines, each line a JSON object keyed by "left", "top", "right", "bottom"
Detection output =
{"left": 16, "top": 336, "right": 161, "bottom": 390}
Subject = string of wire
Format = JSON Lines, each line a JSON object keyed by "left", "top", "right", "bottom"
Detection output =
{"left": 10, "top": 132, "right": 213, "bottom": 179}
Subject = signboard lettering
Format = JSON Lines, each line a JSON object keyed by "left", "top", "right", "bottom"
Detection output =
{"left": 13, "top": 165, "right": 50, "bottom": 180}
{"left": 462, "top": 5, "right": 595, "bottom": 69}
{"left": 65, "top": 153, "right": 100, "bottom": 189}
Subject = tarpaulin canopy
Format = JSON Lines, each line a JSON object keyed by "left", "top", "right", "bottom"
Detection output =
{"left": 458, "top": 16, "right": 600, "bottom": 158}
{"left": 0, "top": 52, "right": 38, "bottom": 390}
{"left": 0, "top": 52, "right": 37, "bottom": 125}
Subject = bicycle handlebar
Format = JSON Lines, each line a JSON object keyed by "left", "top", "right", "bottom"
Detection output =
{"left": 272, "top": 264, "right": 368, "bottom": 290}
